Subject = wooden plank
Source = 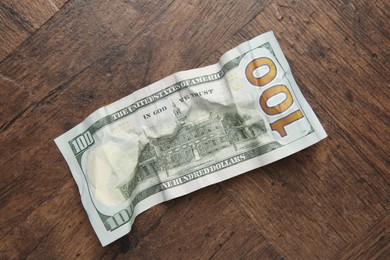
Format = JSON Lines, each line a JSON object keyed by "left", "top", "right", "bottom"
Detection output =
{"left": 0, "top": 0, "right": 68, "bottom": 61}
{"left": 337, "top": 212, "right": 390, "bottom": 259}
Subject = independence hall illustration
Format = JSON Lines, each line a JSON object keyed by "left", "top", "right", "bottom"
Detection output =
{"left": 119, "top": 103, "right": 267, "bottom": 199}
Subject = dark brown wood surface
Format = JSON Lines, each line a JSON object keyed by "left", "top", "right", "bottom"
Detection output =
{"left": 0, "top": 0, "right": 389, "bottom": 259}
{"left": 0, "top": 0, "right": 68, "bottom": 60}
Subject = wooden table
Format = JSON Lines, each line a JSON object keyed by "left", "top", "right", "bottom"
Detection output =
{"left": 1, "top": 0, "right": 389, "bottom": 258}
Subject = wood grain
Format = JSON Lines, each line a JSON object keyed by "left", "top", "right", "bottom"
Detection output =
{"left": 0, "top": 0, "right": 68, "bottom": 61}
{"left": 337, "top": 212, "right": 390, "bottom": 259}
{"left": 0, "top": 0, "right": 389, "bottom": 258}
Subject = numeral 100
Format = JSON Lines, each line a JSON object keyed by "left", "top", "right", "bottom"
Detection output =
{"left": 245, "top": 57, "right": 304, "bottom": 137}
{"left": 71, "top": 131, "right": 94, "bottom": 154}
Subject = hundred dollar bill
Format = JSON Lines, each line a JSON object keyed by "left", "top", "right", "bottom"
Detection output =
{"left": 55, "top": 31, "right": 327, "bottom": 246}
